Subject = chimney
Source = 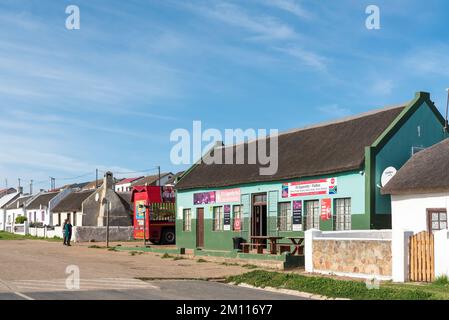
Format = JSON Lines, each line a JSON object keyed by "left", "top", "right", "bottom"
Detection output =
{"left": 104, "top": 171, "right": 114, "bottom": 190}
{"left": 18, "top": 186, "right": 23, "bottom": 194}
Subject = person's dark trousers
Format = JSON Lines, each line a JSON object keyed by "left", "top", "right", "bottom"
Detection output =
{"left": 63, "top": 235, "right": 67, "bottom": 245}
{"left": 66, "top": 234, "right": 72, "bottom": 246}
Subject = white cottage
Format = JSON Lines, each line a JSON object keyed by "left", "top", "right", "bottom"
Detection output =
{"left": 0, "top": 191, "right": 22, "bottom": 231}
{"left": 4, "top": 195, "right": 33, "bottom": 232}
{"left": 382, "top": 138, "right": 449, "bottom": 233}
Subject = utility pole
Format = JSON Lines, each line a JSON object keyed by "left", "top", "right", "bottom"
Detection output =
{"left": 5, "top": 178, "right": 7, "bottom": 188}
{"left": 50, "top": 177, "right": 55, "bottom": 190}
{"left": 30, "top": 180, "right": 33, "bottom": 195}
{"left": 157, "top": 166, "right": 161, "bottom": 186}
{"left": 445, "top": 88, "right": 449, "bottom": 134}
{"left": 95, "top": 169, "right": 98, "bottom": 188}
{"left": 18, "top": 178, "right": 21, "bottom": 188}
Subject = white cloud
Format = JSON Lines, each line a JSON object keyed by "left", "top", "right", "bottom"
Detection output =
{"left": 317, "top": 104, "right": 351, "bottom": 118}
{"left": 273, "top": 46, "right": 328, "bottom": 71}
{"left": 262, "top": 0, "right": 311, "bottom": 19}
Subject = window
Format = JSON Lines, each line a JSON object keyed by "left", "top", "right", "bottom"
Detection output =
{"left": 278, "top": 202, "right": 292, "bottom": 231}
{"left": 183, "top": 208, "right": 191, "bottom": 231}
{"left": 334, "top": 198, "right": 351, "bottom": 231}
{"left": 427, "top": 209, "right": 447, "bottom": 233}
{"left": 304, "top": 200, "right": 320, "bottom": 230}
{"left": 232, "top": 205, "right": 242, "bottom": 231}
{"left": 213, "top": 206, "right": 224, "bottom": 231}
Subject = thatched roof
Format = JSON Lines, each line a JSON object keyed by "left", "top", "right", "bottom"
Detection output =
{"left": 176, "top": 105, "right": 406, "bottom": 190}
{"left": 52, "top": 190, "right": 94, "bottom": 213}
{"left": 382, "top": 138, "right": 449, "bottom": 195}
{"left": 5, "top": 195, "right": 33, "bottom": 210}
{"left": 27, "top": 192, "right": 59, "bottom": 210}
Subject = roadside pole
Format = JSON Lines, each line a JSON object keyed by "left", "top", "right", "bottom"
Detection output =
{"left": 106, "top": 200, "right": 110, "bottom": 248}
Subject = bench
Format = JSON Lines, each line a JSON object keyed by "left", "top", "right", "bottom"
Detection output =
{"left": 276, "top": 243, "right": 292, "bottom": 254}
{"left": 241, "top": 243, "right": 265, "bottom": 254}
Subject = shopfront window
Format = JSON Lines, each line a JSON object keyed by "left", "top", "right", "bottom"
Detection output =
{"left": 213, "top": 206, "right": 224, "bottom": 231}
{"left": 304, "top": 200, "right": 320, "bottom": 230}
{"left": 278, "top": 202, "right": 292, "bottom": 231}
{"left": 183, "top": 208, "right": 191, "bottom": 231}
{"left": 232, "top": 205, "right": 242, "bottom": 231}
{"left": 334, "top": 198, "right": 351, "bottom": 231}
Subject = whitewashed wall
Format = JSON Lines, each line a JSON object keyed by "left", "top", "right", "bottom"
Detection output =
{"left": 391, "top": 193, "right": 449, "bottom": 233}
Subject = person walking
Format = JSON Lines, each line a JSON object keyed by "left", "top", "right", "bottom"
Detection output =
{"left": 62, "top": 219, "right": 68, "bottom": 245}
{"left": 64, "top": 219, "right": 73, "bottom": 246}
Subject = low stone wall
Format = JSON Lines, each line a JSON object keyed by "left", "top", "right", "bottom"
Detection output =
{"left": 305, "top": 229, "right": 393, "bottom": 280}
{"left": 74, "top": 226, "right": 134, "bottom": 242}
{"left": 312, "top": 239, "right": 392, "bottom": 277}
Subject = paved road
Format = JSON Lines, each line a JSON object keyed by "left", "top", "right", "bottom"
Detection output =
{"left": 0, "top": 279, "right": 306, "bottom": 300}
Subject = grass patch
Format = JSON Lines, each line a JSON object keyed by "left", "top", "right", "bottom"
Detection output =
{"left": 226, "top": 270, "right": 439, "bottom": 300}
{"left": 197, "top": 258, "right": 208, "bottom": 263}
{"left": 108, "top": 247, "right": 119, "bottom": 252}
{"left": 433, "top": 275, "right": 449, "bottom": 286}
{"left": 221, "top": 262, "right": 240, "bottom": 267}
{"left": 88, "top": 245, "right": 104, "bottom": 249}
{"left": 161, "top": 253, "right": 173, "bottom": 259}
{"left": 0, "top": 231, "right": 61, "bottom": 242}
{"left": 129, "top": 251, "right": 143, "bottom": 256}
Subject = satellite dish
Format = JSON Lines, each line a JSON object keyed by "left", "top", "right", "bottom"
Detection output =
{"left": 381, "top": 167, "right": 397, "bottom": 187}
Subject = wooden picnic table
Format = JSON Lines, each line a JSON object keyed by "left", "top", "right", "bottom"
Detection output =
{"left": 251, "top": 236, "right": 284, "bottom": 254}
{"left": 287, "top": 237, "right": 304, "bottom": 256}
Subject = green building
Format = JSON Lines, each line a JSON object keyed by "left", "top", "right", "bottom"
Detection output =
{"left": 175, "top": 92, "right": 447, "bottom": 253}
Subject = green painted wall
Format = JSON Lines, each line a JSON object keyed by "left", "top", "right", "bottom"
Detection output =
{"left": 374, "top": 101, "right": 445, "bottom": 218}
{"left": 176, "top": 170, "right": 366, "bottom": 251}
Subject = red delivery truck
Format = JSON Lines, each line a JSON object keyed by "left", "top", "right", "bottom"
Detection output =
{"left": 131, "top": 185, "right": 176, "bottom": 245}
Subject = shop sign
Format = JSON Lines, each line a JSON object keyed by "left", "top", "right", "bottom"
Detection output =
{"left": 292, "top": 200, "right": 303, "bottom": 231}
{"left": 216, "top": 188, "right": 241, "bottom": 203}
{"left": 193, "top": 191, "right": 216, "bottom": 205}
{"left": 282, "top": 178, "right": 337, "bottom": 198}
{"left": 223, "top": 205, "right": 231, "bottom": 231}
{"left": 234, "top": 218, "right": 241, "bottom": 231}
{"left": 320, "top": 198, "right": 332, "bottom": 221}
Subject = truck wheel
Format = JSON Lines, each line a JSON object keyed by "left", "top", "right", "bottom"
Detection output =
{"left": 162, "top": 229, "right": 175, "bottom": 245}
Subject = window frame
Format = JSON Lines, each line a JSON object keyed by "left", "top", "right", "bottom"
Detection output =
{"left": 304, "top": 200, "right": 320, "bottom": 230}
{"left": 427, "top": 208, "right": 448, "bottom": 233}
{"left": 183, "top": 208, "right": 192, "bottom": 232}
{"left": 333, "top": 198, "right": 352, "bottom": 231}
{"left": 232, "top": 205, "right": 242, "bottom": 231}
{"left": 213, "top": 206, "right": 224, "bottom": 231}
{"left": 277, "top": 202, "right": 292, "bottom": 232}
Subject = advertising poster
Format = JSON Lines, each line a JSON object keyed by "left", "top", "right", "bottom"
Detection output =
{"left": 282, "top": 178, "right": 337, "bottom": 198}
{"left": 135, "top": 200, "right": 145, "bottom": 220}
{"left": 193, "top": 191, "right": 216, "bottom": 205}
{"left": 234, "top": 218, "right": 241, "bottom": 231}
{"left": 216, "top": 188, "right": 241, "bottom": 203}
{"left": 320, "top": 198, "right": 332, "bottom": 221}
{"left": 223, "top": 205, "right": 231, "bottom": 231}
{"left": 292, "top": 200, "right": 303, "bottom": 231}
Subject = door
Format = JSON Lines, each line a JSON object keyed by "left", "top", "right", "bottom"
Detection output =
{"left": 196, "top": 208, "right": 204, "bottom": 248}
{"left": 251, "top": 194, "right": 267, "bottom": 246}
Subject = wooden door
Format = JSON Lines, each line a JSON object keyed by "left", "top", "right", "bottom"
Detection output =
{"left": 196, "top": 208, "right": 204, "bottom": 248}
{"left": 409, "top": 231, "right": 434, "bottom": 282}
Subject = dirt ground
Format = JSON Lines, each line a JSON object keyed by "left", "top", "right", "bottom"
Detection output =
{"left": 0, "top": 240, "right": 249, "bottom": 282}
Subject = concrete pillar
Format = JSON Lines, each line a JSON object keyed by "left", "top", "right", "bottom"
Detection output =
{"left": 434, "top": 229, "right": 449, "bottom": 278}
{"left": 305, "top": 229, "right": 321, "bottom": 273}
{"left": 392, "top": 229, "right": 413, "bottom": 282}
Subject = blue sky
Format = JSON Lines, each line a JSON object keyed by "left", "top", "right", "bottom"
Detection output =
{"left": 1, "top": 0, "right": 449, "bottom": 191}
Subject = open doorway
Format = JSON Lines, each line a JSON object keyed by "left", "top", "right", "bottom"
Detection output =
{"left": 251, "top": 193, "right": 267, "bottom": 246}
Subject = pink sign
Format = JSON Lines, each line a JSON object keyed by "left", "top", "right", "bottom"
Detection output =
{"left": 216, "top": 188, "right": 241, "bottom": 203}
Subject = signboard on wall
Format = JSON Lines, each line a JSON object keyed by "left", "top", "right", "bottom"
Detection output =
{"left": 292, "top": 200, "right": 303, "bottom": 231}
{"left": 193, "top": 191, "right": 216, "bottom": 205}
{"left": 216, "top": 188, "right": 241, "bottom": 203}
{"left": 223, "top": 205, "right": 231, "bottom": 231}
{"left": 234, "top": 218, "right": 241, "bottom": 231}
{"left": 282, "top": 178, "right": 338, "bottom": 198}
{"left": 320, "top": 198, "right": 332, "bottom": 221}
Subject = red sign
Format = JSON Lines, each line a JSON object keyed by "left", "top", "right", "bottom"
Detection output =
{"left": 321, "top": 198, "right": 332, "bottom": 221}
{"left": 234, "top": 218, "right": 241, "bottom": 231}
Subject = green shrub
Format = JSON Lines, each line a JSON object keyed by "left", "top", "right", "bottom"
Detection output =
{"left": 433, "top": 275, "right": 449, "bottom": 286}
{"left": 15, "top": 216, "right": 27, "bottom": 224}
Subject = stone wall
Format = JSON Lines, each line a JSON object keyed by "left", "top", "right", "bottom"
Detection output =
{"left": 74, "top": 226, "right": 134, "bottom": 242}
{"left": 312, "top": 239, "right": 392, "bottom": 277}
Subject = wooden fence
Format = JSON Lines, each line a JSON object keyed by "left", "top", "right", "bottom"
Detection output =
{"left": 409, "top": 231, "right": 434, "bottom": 282}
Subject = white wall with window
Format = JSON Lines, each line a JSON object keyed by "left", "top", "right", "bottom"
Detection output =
{"left": 213, "top": 206, "right": 224, "bottom": 231}
{"left": 391, "top": 193, "right": 449, "bottom": 233}
{"left": 333, "top": 198, "right": 351, "bottom": 231}
{"left": 183, "top": 208, "right": 191, "bottom": 231}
